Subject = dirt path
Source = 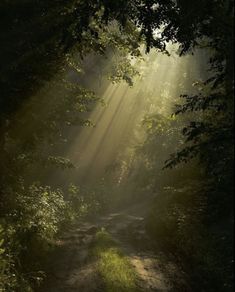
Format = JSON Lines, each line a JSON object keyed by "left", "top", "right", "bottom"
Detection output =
{"left": 38, "top": 202, "right": 181, "bottom": 292}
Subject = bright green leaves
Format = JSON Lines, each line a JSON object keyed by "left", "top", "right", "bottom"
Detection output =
{"left": 13, "top": 183, "right": 66, "bottom": 239}
{"left": 109, "top": 58, "right": 140, "bottom": 86}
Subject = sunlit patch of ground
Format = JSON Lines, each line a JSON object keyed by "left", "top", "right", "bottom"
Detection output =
{"left": 91, "top": 230, "right": 141, "bottom": 292}
{"left": 129, "top": 255, "right": 169, "bottom": 291}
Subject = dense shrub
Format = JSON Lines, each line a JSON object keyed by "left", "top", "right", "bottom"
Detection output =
{"left": 146, "top": 182, "right": 233, "bottom": 291}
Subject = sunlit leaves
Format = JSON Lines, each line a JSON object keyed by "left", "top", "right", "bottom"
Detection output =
{"left": 46, "top": 156, "right": 74, "bottom": 169}
{"left": 109, "top": 58, "right": 140, "bottom": 86}
{"left": 14, "top": 183, "right": 66, "bottom": 238}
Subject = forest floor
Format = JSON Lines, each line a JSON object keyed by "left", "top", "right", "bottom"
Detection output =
{"left": 38, "top": 200, "right": 188, "bottom": 292}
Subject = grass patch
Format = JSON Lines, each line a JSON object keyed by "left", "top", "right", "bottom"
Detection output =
{"left": 91, "top": 229, "right": 141, "bottom": 292}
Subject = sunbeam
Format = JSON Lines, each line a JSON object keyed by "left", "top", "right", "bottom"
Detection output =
{"left": 49, "top": 47, "right": 207, "bottom": 187}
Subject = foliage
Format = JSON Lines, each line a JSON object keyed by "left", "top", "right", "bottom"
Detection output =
{"left": 136, "top": 94, "right": 233, "bottom": 290}
{"left": 138, "top": 73, "right": 233, "bottom": 291}
{"left": 146, "top": 184, "right": 233, "bottom": 292}
{"left": 0, "top": 183, "right": 65, "bottom": 291}
{"left": 0, "top": 12, "right": 142, "bottom": 289}
{"left": 109, "top": 56, "right": 140, "bottom": 86}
